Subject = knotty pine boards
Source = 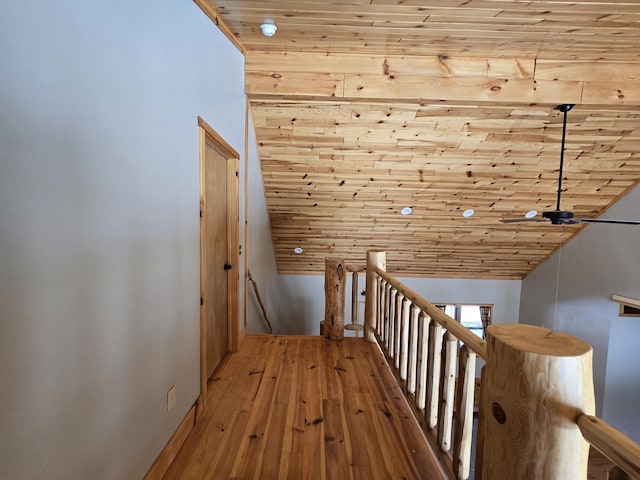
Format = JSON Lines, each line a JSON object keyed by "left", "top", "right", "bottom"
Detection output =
{"left": 201, "top": 0, "right": 640, "bottom": 278}
{"left": 164, "top": 336, "right": 446, "bottom": 480}
{"left": 206, "top": 0, "right": 640, "bottom": 61}
{"left": 252, "top": 101, "right": 640, "bottom": 278}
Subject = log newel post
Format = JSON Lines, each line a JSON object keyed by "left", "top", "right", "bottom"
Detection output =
{"left": 481, "top": 324, "right": 595, "bottom": 480}
{"left": 324, "top": 257, "right": 346, "bottom": 341}
{"left": 364, "top": 250, "right": 386, "bottom": 342}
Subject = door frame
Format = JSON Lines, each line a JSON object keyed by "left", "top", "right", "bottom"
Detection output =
{"left": 198, "top": 116, "right": 240, "bottom": 407}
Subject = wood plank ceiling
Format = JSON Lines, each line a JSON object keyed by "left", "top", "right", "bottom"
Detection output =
{"left": 201, "top": 0, "right": 640, "bottom": 279}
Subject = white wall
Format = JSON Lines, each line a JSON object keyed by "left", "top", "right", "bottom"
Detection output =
{"left": 246, "top": 113, "right": 288, "bottom": 334}
{"left": 0, "top": 2, "right": 246, "bottom": 478}
{"left": 603, "top": 317, "right": 640, "bottom": 441}
{"left": 520, "top": 184, "right": 640, "bottom": 437}
{"left": 277, "top": 274, "right": 521, "bottom": 335}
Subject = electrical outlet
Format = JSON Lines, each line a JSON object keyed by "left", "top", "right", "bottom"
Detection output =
{"left": 167, "top": 385, "right": 176, "bottom": 412}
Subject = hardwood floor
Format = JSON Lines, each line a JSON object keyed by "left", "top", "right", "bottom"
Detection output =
{"left": 164, "top": 335, "right": 446, "bottom": 480}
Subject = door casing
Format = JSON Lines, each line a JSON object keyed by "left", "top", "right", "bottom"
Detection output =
{"left": 198, "top": 116, "right": 239, "bottom": 407}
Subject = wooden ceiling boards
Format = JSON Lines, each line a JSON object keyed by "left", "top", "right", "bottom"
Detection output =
{"left": 201, "top": 0, "right": 640, "bottom": 278}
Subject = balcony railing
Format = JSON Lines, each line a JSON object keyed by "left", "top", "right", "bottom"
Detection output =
{"left": 319, "top": 250, "right": 640, "bottom": 479}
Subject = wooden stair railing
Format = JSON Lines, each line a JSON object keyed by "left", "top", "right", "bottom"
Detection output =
{"left": 364, "top": 250, "right": 485, "bottom": 479}
{"left": 360, "top": 249, "right": 640, "bottom": 480}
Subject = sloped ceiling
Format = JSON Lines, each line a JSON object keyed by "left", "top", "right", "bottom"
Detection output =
{"left": 200, "top": 0, "right": 640, "bottom": 279}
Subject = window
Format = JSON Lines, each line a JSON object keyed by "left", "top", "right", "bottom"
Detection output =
{"left": 612, "top": 294, "right": 640, "bottom": 318}
{"left": 436, "top": 304, "right": 493, "bottom": 339}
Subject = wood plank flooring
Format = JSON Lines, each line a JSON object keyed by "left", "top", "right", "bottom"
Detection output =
{"left": 164, "top": 335, "right": 446, "bottom": 480}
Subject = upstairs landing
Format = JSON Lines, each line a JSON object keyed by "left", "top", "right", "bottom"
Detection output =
{"left": 164, "top": 335, "right": 446, "bottom": 479}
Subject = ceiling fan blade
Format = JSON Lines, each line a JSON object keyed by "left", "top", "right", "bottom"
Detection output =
{"left": 579, "top": 218, "right": 640, "bottom": 226}
{"left": 500, "top": 218, "right": 548, "bottom": 224}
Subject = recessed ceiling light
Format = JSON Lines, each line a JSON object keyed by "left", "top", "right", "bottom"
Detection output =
{"left": 525, "top": 210, "right": 538, "bottom": 219}
{"left": 293, "top": 246, "right": 303, "bottom": 254}
{"left": 260, "top": 21, "right": 277, "bottom": 37}
{"left": 463, "top": 209, "right": 475, "bottom": 217}
{"left": 401, "top": 206, "right": 413, "bottom": 215}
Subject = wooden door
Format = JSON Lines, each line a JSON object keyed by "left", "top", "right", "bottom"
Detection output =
{"left": 199, "top": 117, "right": 239, "bottom": 387}
{"left": 204, "top": 140, "right": 228, "bottom": 377}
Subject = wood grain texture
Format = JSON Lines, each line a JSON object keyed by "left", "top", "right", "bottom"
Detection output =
{"left": 578, "top": 414, "right": 640, "bottom": 480}
{"left": 371, "top": 274, "right": 482, "bottom": 480}
{"left": 436, "top": 331, "right": 457, "bottom": 453}
{"left": 200, "top": 2, "right": 640, "bottom": 279}
{"left": 204, "top": 137, "right": 229, "bottom": 377}
{"left": 324, "top": 257, "right": 346, "bottom": 340}
{"left": 481, "top": 324, "right": 596, "bottom": 479}
{"left": 163, "top": 336, "right": 447, "bottom": 480}
{"left": 453, "top": 346, "right": 477, "bottom": 480}
{"left": 251, "top": 100, "right": 640, "bottom": 279}
{"left": 426, "top": 320, "right": 443, "bottom": 430}
{"left": 205, "top": 1, "right": 640, "bottom": 61}
{"left": 364, "top": 250, "right": 386, "bottom": 342}
{"left": 375, "top": 267, "right": 487, "bottom": 357}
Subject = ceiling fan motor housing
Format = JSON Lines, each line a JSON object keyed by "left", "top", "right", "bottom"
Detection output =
{"left": 557, "top": 103, "right": 575, "bottom": 113}
{"left": 543, "top": 210, "right": 575, "bottom": 224}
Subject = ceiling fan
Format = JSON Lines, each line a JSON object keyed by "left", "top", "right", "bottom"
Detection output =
{"left": 501, "top": 103, "right": 640, "bottom": 226}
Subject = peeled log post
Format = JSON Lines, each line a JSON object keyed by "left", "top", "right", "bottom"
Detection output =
{"left": 426, "top": 320, "right": 443, "bottom": 429}
{"left": 393, "top": 292, "right": 404, "bottom": 369}
{"left": 324, "top": 257, "right": 346, "bottom": 341}
{"left": 351, "top": 271, "right": 359, "bottom": 329}
{"left": 377, "top": 278, "right": 385, "bottom": 338}
{"left": 453, "top": 345, "right": 477, "bottom": 480}
{"left": 407, "top": 305, "right": 420, "bottom": 396}
{"left": 399, "top": 296, "right": 412, "bottom": 383}
{"left": 481, "top": 324, "right": 595, "bottom": 479}
{"left": 365, "top": 250, "right": 386, "bottom": 342}
{"left": 437, "top": 331, "right": 458, "bottom": 453}
{"left": 383, "top": 283, "right": 392, "bottom": 348}
{"left": 416, "top": 313, "right": 430, "bottom": 411}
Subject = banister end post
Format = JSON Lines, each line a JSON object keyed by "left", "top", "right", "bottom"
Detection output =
{"left": 364, "top": 250, "right": 386, "bottom": 342}
{"left": 480, "top": 324, "right": 595, "bottom": 479}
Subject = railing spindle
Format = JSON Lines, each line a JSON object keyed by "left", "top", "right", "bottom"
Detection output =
{"left": 426, "top": 320, "right": 443, "bottom": 429}
{"left": 376, "top": 276, "right": 384, "bottom": 337}
{"left": 453, "top": 345, "right": 477, "bottom": 480}
{"left": 393, "top": 292, "right": 404, "bottom": 369}
{"left": 351, "top": 270, "right": 359, "bottom": 335}
{"left": 406, "top": 303, "right": 419, "bottom": 393}
{"left": 437, "top": 331, "right": 458, "bottom": 453}
{"left": 387, "top": 287, "right": 397, "bottom": 353}
{"left": 399, "top": 296, "right": 411, "bottom": 381}
{"left": 383, "top": 282, "right": 392, "bottom": 350}
{"left": 416, "top": 312, "right": 429, "bottom": 411}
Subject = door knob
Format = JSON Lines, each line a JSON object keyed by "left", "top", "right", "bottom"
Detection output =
{"left": 224, "top": 264, "right": 232, "bottom": 270}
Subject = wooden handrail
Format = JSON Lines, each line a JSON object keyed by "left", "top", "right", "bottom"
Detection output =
{"left": 373, "top": 266, "right": 487, "bottom": 359}
{"left": 345, "top": 264, "right": 366, "bottom": 273}
{"left": 365, "top": 251, "right": 480, "bottom": 479}
{"left": 361, "top": 250, "right": 640, "bottom": 479}
{"left": 577, "top": 414, "right": 640, "bottom": 479}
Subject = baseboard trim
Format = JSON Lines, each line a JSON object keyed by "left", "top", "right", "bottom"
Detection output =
{"left": 144, "top": 405, "right": 196, "bottom": 480}
{"left": 239, "top": 326, "right": 247, "bottom": 346}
